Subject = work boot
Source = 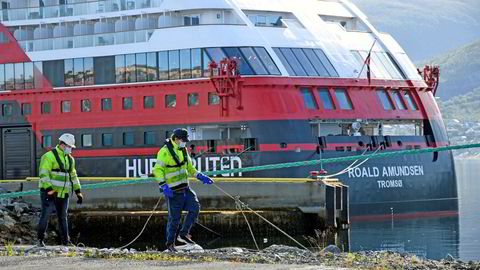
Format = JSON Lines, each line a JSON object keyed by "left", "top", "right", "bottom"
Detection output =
{"left": 177, "top": 234, "right": 196, "bottom": 245}
{"left": 166, "top": 242, "right": 178, "bottom": 252}
{"left": 62, "top": 240, "right": 75, "bottom": 247}
{"left": 36, "top": 240, "right": 46, "bottom": 247}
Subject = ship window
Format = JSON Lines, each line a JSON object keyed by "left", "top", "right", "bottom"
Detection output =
{"left": 82, "top": 134, "right": 92, "bottom": 147}
{"left": 102, "top": 98, "right": 112, "bottom": 111}
{"left": 158, "top": 51, "right": 169, "bottom": 80}
{"left": 144, "top": 131, "right": 156, "bottom": 145}
{"left": 0, "top": 32, "right": 8, "bottom": 44}
{"left": 300, "top": 88, "right": 318, "bottom": 110}
{"left": 191, "top": 48, "right": 202, "bottom": 78}
{"left": 123, "top": 97, "right": 133, "bottom": 110}
{"left": 144, "top": 96, "right": 155, "bottom": 109}
{"left": 21, "top": 103, "right": 32, "bottom": 115}
{"left": 123, "top": 132, "right": 134, "bottom": 146}
{"left": 0, "top": 64, "right": 4, "bottom": 90}
{"left": 377, "top": 52, "right": 403, "bottom": 79}
{"left": 272, "top": 48, "right": 295, "bottom": 76}
{"left": 115, "top": 55, "right": 126, "bottom": 83}
{"left": 202, "top": 49, "right": 212, "bottom": 77}
{"left": 205, "top": 48, "right": 227, "bottom": 64}
{"left": 41, "top": 102, "right": 51, "bottom": 114}
{"left": 94, "top": 56, "right": 115, "bottom": 85}
{"left": 125, "top": 54, "right": 136, "bottom": 83}
{"left": 168, "top": 50, "right": 180, "bottom": 80}
{"left": 392, "top": 90, "right": 406, "bottom": 110}
{"left": 254, "top": 47, "right": 281, "bottom": 75}
{"left": 84, "top": 57, "right": 95, "bottom": 85}
{"left": 292, "top": 48, "right": 318, "bottom": 76}
{"left": 64, "top": 59, "right": 74, "bottom": 87}
{"left": 370, "top": 52, "right": 390, "bottom": 79}
{"left": 244, "top": 138, "right": 257, "bottom": 151}
{"left": 5, "top": 63, "right": 14, "bottom": 90}
{"left": 303, "top": 49, "right": 329, "bottom": 77}
{"left": 136, "top": 53, "right": 147, "bottom": 82}
{"left": 279, "top": 48, "right": 306, "bottom": 76}
{"left": 43, "top": 135, "right": 52, "bottom": 148}
{"left": 74, "top": 58, "right": 84, "bottom": 86}
{"left": 165, "top": 94, "right": 176, "bottom": 108}
{"left": 61, "top": 100, "right": 71, "bottom": 113}
{"left": 317, "top": 88, "right": 335, "bottom": 110}
{"left": 188, "top": 93, "right": 199, "bottom": 106}
{"left": 146, "top": 52, "right": 158, "bottom": 81}
{"left": 33, "top": 62, "right": 43, "bottom": 89}
{"left": 24, "top": 62, "right": 34, "bottom": 89}
{"left": 313, "top": 49, "right": 339, "bottom": 77}
{"left": 403, "top": 90, "right": 418, "bottom": 110}
{"left": 81, "top": 99, "right": 92, "bottom": 112}
{"left": 2, "top": 104, "right": 13, "bottom": 116}
{"left": 180, "top": 49, "right": 192, "bottom": 79}
{"left": 14, "top": 62, "right": 25, "bottom": 90}
{"left": 240, "top": 47, "right": 268, "bottom": 75}
{"left": 335, "top": 88, "right": 353, "bottom": 110}
{"left": 376, "top": 89, "right": 393, "bottom": 110}
{"left": 208, "top": 92, "right": 220, "bottom": 105}
{"left": 223, "top": 47, "right": 254, "bottom": 75}
{"left": 102, "top": 133, "right": 113, "bottom": 146}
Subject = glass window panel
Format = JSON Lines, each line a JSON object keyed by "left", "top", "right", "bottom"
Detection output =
{"left": 371, "top": 52, "right": 391, "bottom": 79}
{"left": 180, "top": 49, "right": 192, "bottom": 79}
{"left": 359, "top": 51, "right": 380, "bottom": 79}
{"left": 73, "top": 58, "right": 84, "bottom": 86}
{"left": 102, "top": 98, "right": 112, "bottom": 111}
{"left": 291, "top": 48, "right": 318, "bottom": 76}
{"left": 403, "top": 91, "right": 418, "bottom": 110}
{"left": 5, "top": 64, "right": 14, "bottom": 90}
{"left": 81, "top": 99, "right": 92, "bottom": 112}
{"left": 205, "top": 47, "right": 226, "bottom": 64}
{"left": 125, "top": 54, "right": 136, "bottom": 83}
{"left": 144, "top": 96, "right": 154, "bottom": 109}
{"left": 303, "top": 49, "right": 329, "bottom": 77}
{"left": 115, "top": 55, "right": 126, "bottom": 83}
{"left": 188, "top": 93, "right": 199, "bottom": 106}
{"left": 165, "top": 94, "right": 176, "bottom": 108}
{"left": 208, "top": 92, "right": 220, "bottom": 105}
{"left": 144, "top": 131, "right": 156, "bottom": 145}
{"left": 376, "top": 89, "right": 393, "bottom": 110}
{"left": 22, "top": 103, "right": 32, "bottom": 115}
{"left": 202, "top": 49, "right": 212, "bottom": 77}
{"left": 136, "top": 53, "right": 147, "bottom": 82}
{"left": 376, "top": 52, "right": 402, "bottom": 79}
{"left": 43, "top": 135, "right": 52, "bottom": 148}
{"left": 14, "top": 62, "right": 24, "bottom": 90}
{"left": 335, "top": 88, "right": 353, "bottom": 110}
{"left": 94, "top": 56, "right": 115, "bottom": 85}
{"left": 61, "top": 100, "right": 71, "bottom": 113}
{"left": 273, "top": 48, "right": 295, "bottom": 76}
{"left": 102, "top": 133, "right": 113, "bottom": 146}
{"left": 158, "top": 51, "right": 169, "bottom": 80}
{"left": 64, "top": 59, "right": 74, "bottom": 87}
{"left": 84, "top": 57, "right": 94, "bottom": 85}
{"left": 317, "top": 88, "right": 335, "bottom": 110}
{"left": 240, "top": 47, "right": 268, "bottom": 75}
{"left": 123, "top": 132, "right": 134, "bottom": 146}
{"left": 300, "top": 88, "right": 317, "bottom": 109}
{"left": 191, "top": 48, "right": 202, "bottom": 78}
{"left": 168, "top": 50, "right": 180, "bottom": 80}
{"left": 146, "top": 52, "right": 158, "bottom": 81}
{"left": 313, "top": 49, "right": 339, "bottom": 77}
{"left": 41, "top": 102, "right": 51, "bottom": 114}
{"left": 351, "top": 51, "right": 368, "bottom": 78}
{"left": 24, "top": 62, "right": 34, "bottom": 89}
{"left": 123, "top": 97, "right": 132, "bottom": 110}
{"left": 280, "top": 48, "right": 306, "bottom": 76}
{"left": 0, "top": 64, "right": 4, "bottom": 91}
{"left": 2, "top": 104, "right": 13, "bottom": 116}
{"left": 82, "top": 134, "right": 92, "bottom": 147}
{"left": 254, "top": 47, "right": 281, "bottom": 75}
{"left": 392, "top": 90, "right": 406, "bottom": 110}
{"left": 34, "top": 62, "right": 43, "bottom": 89}
{"left": 222, "top": 47, "right": 254, "bottom": 75}
{"left": 387, "top": 52, "right": 407, "bottom": 79}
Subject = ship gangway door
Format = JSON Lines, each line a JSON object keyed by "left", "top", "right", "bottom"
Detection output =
{"left": 2, "top": 127, "right": 34, "bottom": 180}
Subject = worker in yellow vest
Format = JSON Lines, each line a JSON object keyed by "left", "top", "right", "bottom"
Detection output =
{"left": 37, "top": 133, "right": 83, "bottom": 247}
{"left": 153, "top": 128, "right": 213, "bottom": 252}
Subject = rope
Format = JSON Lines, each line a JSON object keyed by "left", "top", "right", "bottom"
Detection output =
{"left": 234, "top": 195, "right": 260, "bottom": 251}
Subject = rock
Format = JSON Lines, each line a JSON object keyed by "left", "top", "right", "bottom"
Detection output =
{"left": 13, "top": 202, "right": 29, "bottom": 214}
{"left": 321, "top": 245, "right": 341, "bottom": 254}
{"left": 0, "top": 214, "right": 16, "bottom": 228}
{"left": 445, "top": 253, "right": 455, "bottom": 262}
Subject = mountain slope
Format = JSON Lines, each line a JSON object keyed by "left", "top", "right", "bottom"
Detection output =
{"left": 438, "top": 87, "right": 480, "bottom": 121}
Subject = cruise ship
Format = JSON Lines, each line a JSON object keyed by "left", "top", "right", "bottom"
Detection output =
{"left": 0, "top": 0, "right": 457, "bottom": 217}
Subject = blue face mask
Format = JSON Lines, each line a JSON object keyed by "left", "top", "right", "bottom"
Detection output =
{"left": 179, "top": 141, "right": 186, "bottom": 148}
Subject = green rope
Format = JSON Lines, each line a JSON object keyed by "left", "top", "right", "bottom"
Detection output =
{"left": 1, "top": 143, "right": 479, "bottom": 199}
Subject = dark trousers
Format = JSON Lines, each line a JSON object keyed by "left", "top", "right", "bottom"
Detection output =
{"left": 37, "top": 189, "right": 70, "bottom": 244}
{"left": 166, "top": 188, "right": 200, "bottom": 244}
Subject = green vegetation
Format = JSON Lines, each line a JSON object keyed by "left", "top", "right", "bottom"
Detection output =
{"left": 438, "top": 87, "right": 480, "bottom": 121}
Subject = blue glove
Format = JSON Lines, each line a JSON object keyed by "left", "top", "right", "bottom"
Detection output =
{"left": 160, "top": 184, "right": 173, "bottom": 198}
{"left": 196, "top": 172, "right": 213, "bottom": 185}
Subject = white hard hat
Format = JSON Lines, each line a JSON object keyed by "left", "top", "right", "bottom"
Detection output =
{"left": 59, "top": 133, "right": 76, "bottom": 148}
